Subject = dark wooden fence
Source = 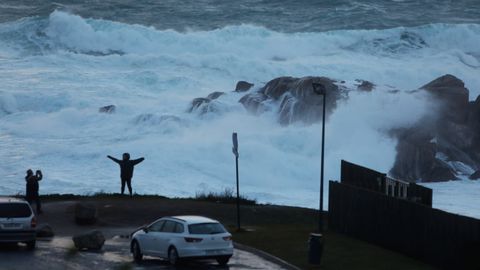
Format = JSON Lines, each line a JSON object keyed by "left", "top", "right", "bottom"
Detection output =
{"left": 329, "top": 181, "right": 480, "bottom": 270}
{"left": 341, "top": 160, "right": 433, "bottom": 207}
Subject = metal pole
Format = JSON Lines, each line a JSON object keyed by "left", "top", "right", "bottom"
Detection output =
{"left": 236, "top": 155, "right": 241, "bottom": 230}
{"left": 319, "top": 91, "right": 326, "bottom": 233}
{"left": 232, "top": 132, "right": 240, "bottom": 231}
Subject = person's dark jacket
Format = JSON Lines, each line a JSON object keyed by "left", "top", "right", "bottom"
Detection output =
{"left": 26, "top": 172, "right": 42, "bottom": 198}
{"left": 107, "top": 156, "right": 144, "bottom": 180}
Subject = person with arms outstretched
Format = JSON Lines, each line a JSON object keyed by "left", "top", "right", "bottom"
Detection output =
{"left": 25, "top": 169, "right": 43, "bottom": 214}
{"left": 107, "top": 153, "right": 144, "bottom": 196}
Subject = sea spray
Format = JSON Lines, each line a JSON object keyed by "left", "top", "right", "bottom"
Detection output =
{"left": 0, "top": 11, "right": 479, "bottom": 218}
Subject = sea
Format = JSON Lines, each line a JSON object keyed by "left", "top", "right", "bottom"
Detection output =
{"left": 0, "top": 0, "right": 479, "bottom": 218}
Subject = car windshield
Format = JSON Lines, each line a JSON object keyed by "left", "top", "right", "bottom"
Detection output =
{"left": 0, "top": 203, "right": 32, "bottom": 218}
{"left": 188, "top": 222, "right": 227, "bottom": 234}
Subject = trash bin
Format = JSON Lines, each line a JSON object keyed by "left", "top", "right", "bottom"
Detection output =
{"left": 308, "top": 233, "right": 323, "bottom": 264}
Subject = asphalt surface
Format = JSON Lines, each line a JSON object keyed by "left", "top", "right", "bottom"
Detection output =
{"left": 0, "top": 236, "right": 288, "bottom": 270}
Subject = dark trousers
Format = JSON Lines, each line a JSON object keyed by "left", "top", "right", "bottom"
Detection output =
{"left": 26, "top": 195, "right": 42, "bottom": 213}
{"left": 121, "top": 178, "right": 132, "bottom": 196}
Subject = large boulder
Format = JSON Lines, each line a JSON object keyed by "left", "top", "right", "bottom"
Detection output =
{"left": 356, "top": 80, "right": 375, "bottom": 92}
{"left": 72, "top": 230, "right": 105, "bottom": 251}
{"left": 389, "top": 127, "right": 457, "bottom": 182}
{"left": 421, "top": 74, "right": 469, "bottom": 123}
{"left": 239, "top": 76, "right": 344, "bottom": 125}
{"left": 75, "top": 202, "right": 98, "bottom": 225}
{"left": 36, "top": 223, "right": 54, "bottom": 238}
{"left": 238, "top": 92, "right": 268, "bottom": 115}
{"left": 235, "top": 81, "right": 254, "bottom": 92}
{"left": 187, "top": 92, "right": 226, "bottom": 115}
{"left": 99, "top": 105, "right": 116, "bottom": 114}
{"left": 390, "top": 74, "right": 480, "bottom": 182}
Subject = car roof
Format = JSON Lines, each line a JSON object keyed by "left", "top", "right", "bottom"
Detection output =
{"left": 0, "top": 197, "right": 28, "bottom": 203}
{"left": 167, "top": 215, "right": 219, "bottom": 224}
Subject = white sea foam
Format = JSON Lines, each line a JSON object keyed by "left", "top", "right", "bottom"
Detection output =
{"left": 0, "top": 11, "right": 479, "bottom": 218}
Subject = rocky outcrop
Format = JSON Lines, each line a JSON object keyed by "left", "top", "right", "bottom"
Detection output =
{"left": 75, "top": 202, "right": 98, "bottom": 225}
{"left": 188, "top": 91, "right": 225, "bottom": 115}
{"left": 421, "top": 74, "right": 469, "bottom": 123}
{"left": 235, "top": 81, "right": 254, "bottom": 92}
{"left": 356, "top": 80, "right": 375, "bottom": 91}
{"left": 389, "top": 127, "right": 456, "bottom": 182}
{"left": 99, "top": 105, "right": 116, "bottom": 113}
{"left": 469, "top": 170, "right": 480, "bottom": 180}
{"left": 239, "top": 76, "right": 345, "bottom": 125}
{"left": 72, "top": 230, "right": 105, "bottom": 251}
{"left": 186, "top": 74, "right": 479, "bottom": 182}
{"left": 36, "top": 224, "right": 54, "bottom": 238}
{"left": 390, "top": 74, "right": 480, "bottom": 182}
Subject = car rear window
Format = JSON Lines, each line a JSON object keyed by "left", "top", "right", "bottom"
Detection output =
{"left": 0, "top": 203, "right": 32, "bottom": 218}
{"left": 188, "top": 223, "right": 227, "bottom": 234}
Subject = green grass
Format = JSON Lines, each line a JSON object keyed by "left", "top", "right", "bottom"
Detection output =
{"left": 232, "top": 224, "right": 437, "bottom": 270}
{"left": 194, "top": 188, "right": 257, "bottom": 205}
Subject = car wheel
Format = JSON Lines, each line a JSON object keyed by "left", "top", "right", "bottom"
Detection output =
{"left": 132, "top": 240, "right": 143, "bottom": 262}
{"left": 26, "top": 240, "right": 36, "bottom": 250}
{"left": 216, "top": 256, "right": 230, "bottom": 266}
{"left": 168, "top": 246, "right": 179, "bottom": 265}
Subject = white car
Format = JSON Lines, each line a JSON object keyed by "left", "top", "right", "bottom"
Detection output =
{"left": 130, "top": 215, "right": 234, "bottom": 266}
{"left": 0, "top": 197, "right": 37, "bottom": 249}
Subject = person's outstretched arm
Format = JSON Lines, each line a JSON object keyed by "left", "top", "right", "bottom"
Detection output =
{"left": 36, "top": 170, "right": 43, "bottom": 181}
{"left": 132, "top": 157, "right": 145, "bottom": 165}
{"left": 107, "top": 155, "right": 121, "bottom": 164}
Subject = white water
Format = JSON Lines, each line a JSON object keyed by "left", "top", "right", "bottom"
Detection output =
{"left": 0, "top": 11, "right": 479, "bottom": 218}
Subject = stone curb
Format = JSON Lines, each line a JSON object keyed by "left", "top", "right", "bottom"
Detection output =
{"left": 234, "top": 242, "right": 302, "bottom": 270}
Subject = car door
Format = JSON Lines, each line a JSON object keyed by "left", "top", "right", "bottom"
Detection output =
{"left": 139, "top": 220, "right": 164, "bottom": 255}
{"left": 155, "top": 220, "right": 177, "bottom": 258}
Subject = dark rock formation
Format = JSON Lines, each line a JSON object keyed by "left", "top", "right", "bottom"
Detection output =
{"left": 355, "top": 80, "right": 375, "bottom": 91}
{"left": 235, "top": 81, "right": 254, "bottom": 92}
{"left": 72, "top": 230, "right": 105, "bottom": 251}
{"left": 421, "top": 74, "right": 469, "bottom": 123}
{"left": 188, "top": 91, "right": 226, "bottom": 115}
{"left": 74, "top": 202, "right": 98, "bottom": 225}
{"left": 238, "top": 92, "right": 268, "bottom": 115}
{"left": 469, "top": 170, "right": 480, "bottom": 180}
{"left": 239, "top": 76, "right": 345, "bottom": 125}
{"left": 207, "top": 91, "right": 224, "bottom": 100}
{"left": 390, "top": 74, "right": 480, "bottom": 182}
{"left": 36, "top": 224, "right": 54, "bottom": 238}
{"left": 99, "top": 105, "right": 116, "bottom": 113}
{"left": 133, "top": 114, "right": 184, "bottom": 129}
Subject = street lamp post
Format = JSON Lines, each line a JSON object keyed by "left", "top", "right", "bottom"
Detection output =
{"left": 312, "top": 82, "right": 326, "bottom": 233}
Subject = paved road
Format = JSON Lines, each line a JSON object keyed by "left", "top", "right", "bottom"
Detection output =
{"left": 0, "top": 236, "right": 288, "bottom": 270}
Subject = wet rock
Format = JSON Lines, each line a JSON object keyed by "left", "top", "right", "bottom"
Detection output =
{"left": 390, "top": 74, "right": 480, "bottom": 182}
{"left": 188, "top": 98, "right": 211, "bottom": 113}
{"left": 72, "top": 230, "right": 105, "bottom": 251}
{"left": 239, "top": 76, "right": 344, "bottom": 125}
{"left": 36, "top": 224, "right": 54, "bottom": 238}
{"left": 239, "top": 92, "right": 268, "bottom": 115}
{"left": 99, "top": 105, "right": 116, "bottom": 113}
{"left": 207, "top": 91, "right": 225, "bottom": 100}
{"left": 355, "top": 80, "right": 375, "bottom": 91}
{"left": 390, "top": 127, "right": 456, "bottom": 182}
{"left": 469, "top": 170, "right": 480, "bottom": 180}
{"left": 421, "top": 74, "right": 469, "bottom": 123}
{"left": 235, "top": 81, "right": 254, "bottom": 92}
{"left": 188, "top": 92, "right": 227, "bottom": 115}
{"left": 75, "top": 202, "right": 98, "bottom": 225}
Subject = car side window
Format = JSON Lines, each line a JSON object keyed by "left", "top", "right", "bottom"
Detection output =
{"left": 174, "top": 222, "right": 184, "bottom": 233}
{"left": 161, "top": 220, "right": 176, "bottom": 233}
{"left": 148, "top": 220, "right": 165, "bottom": 232}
